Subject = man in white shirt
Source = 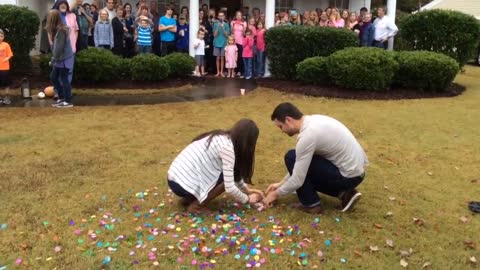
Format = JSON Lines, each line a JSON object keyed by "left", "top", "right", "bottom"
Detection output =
{"left": 105, "top": 0, "right": 116, "bottom": 21}
{"left": 263, "top": 103, "right": 369, "bottom": 214}
{"left": 373, "top": 7, "right": 398, "bottom": 49}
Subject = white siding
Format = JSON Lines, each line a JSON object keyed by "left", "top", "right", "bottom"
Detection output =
{"left": 0, "top": 0, "right": 16, "bottom": 4}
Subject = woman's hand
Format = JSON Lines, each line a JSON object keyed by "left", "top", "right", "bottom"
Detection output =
{"left": 248, "top": 188, "right": 265, "bottom": 198}
{"left": 248, "top": 193, "right": 262, "bottom": 204}
{"left": 266, "top": 182, "right": 282, "bottom": 194}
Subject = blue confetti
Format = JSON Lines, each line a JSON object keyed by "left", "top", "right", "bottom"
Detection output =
{"left": 102, "top": 256, "right": 111, "bottom": 265}
{"left": 325, "top": 239, "right": 332, "bottom": 246}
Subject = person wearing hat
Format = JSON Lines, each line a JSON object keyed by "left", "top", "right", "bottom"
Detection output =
{"left": 176, "top": 14, "right": 189, "bottom": 53}
{"left": 70, "top": 0, "right": 93, "bottom": 52}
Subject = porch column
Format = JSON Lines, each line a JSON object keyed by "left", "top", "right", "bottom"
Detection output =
{"left": 189, "top": 0, "right": 199, "bottom": 57}
{"left": 264, "top": 0, "right": 275, "bottom": 77}
{"left": 387, "top": 0, "right": 396, "bottom": 50}
{"left": 365, "top": 0, "right": 372, "bottom": 10}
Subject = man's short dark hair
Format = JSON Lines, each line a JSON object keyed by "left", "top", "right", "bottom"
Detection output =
{"left": 360, "top": 7, "right": 368, "bottom": 12}
{"left": 271, "top": 103, "right": 304, "bottom": 122}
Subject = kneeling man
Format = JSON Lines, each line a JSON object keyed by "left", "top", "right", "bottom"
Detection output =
{"left": 264, "top": 103, "right": 369, "bottom": 214}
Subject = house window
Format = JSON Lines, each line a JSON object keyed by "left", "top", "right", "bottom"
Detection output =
{"left": 275, "top": 0, "right": 293, "bottom": 12}
{"left": 329, "top": 0, "right": 350, "bottom": 10}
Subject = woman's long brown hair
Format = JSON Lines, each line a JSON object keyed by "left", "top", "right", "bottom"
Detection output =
{"left": 45, "top": 10, "right": 66, "bottom": 38}
{"left": 192, "top": 119, "right": 259, "bottom": 184}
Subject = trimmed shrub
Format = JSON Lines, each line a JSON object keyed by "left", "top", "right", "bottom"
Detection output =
{"left": 38, "top": 53, "right": 52, "bottom": 79}
{"left": 400, "top": 10, "right": 480, "bottom": 67}
{"left": 296, "top": 57, "right": 330, "bottom": 85}
{"left": 265, "top": 26, "right": 358, "bottom": 79}
{"left": 394, "top": 51, "right": 459, "bottom": 91}
{"left": 75, "top": 48, "right": 122, "bottom": 82}
{"left": 163, "top": 53, "right": 195, "bottom": 78}
{"left": 0, "top": 5, "right": 40, "bottom": 73}
{"left": 327, "top": 47, "right": 398, "bottom": 91}
{"left": 130, "top": 54, "right": 170, "bottom": 81}
{"left": 117, "top": 57, "right": 131, "bottom": 79}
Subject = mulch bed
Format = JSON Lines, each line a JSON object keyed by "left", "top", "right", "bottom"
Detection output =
{"left": 257, "top": 78, "right": 466, "bottom": 100}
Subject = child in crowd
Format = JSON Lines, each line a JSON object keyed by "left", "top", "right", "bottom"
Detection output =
{"left": 225, "top": 36, "right": 238, "bottom": 78}
{"left": 242, "top": 28, "right": 254, "bottom": 80}
{"left": 255, "top": 21, "right": 266, "bottom": 78}
{"left": 136, "top": 16, "right": 153, "bottom": 53}
{"left": 0, "top": 29, "right": 13, "bottom": 99}
{"left": 94, "top": 9, "right": 114, "bottom": 49}
{"left": 176, "top": 14, "right": 189, "bottom": 53}
{"left": 247, "top": 18, "right": 257, "bottom": 78}
{"left": 194, "top": 29, "right": 206, "bottom": 76}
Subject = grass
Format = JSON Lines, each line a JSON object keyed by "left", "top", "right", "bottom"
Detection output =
{"left": 1, "top": 66, "right": 480, "bottom": 269}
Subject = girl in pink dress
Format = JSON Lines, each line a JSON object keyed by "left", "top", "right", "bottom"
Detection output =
{"left": 225, "top": 36, "right": 238, "bottom": 78}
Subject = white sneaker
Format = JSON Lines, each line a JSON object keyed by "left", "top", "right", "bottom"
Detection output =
{"left": 57, "top": 102, "right": 74, "bottom": 108}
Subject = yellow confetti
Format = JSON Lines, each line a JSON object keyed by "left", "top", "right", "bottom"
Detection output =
{"left": 46, "top": 257, "right": 52, "bottom": 261}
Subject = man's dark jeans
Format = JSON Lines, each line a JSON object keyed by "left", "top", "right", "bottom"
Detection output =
{"left": 284, "top": 149, "right": 364, "bottom": 207}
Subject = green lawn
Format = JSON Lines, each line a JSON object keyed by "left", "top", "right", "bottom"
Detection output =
{"left": 1, "top": 67, "right": 479, "bottom": 269}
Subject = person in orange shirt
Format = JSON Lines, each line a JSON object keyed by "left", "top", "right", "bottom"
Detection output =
{"left": 0, "top": 29, "right": 13, "bottom": 91}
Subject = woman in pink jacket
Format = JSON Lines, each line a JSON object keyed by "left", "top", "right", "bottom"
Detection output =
{"left": 242, "top": 28, "right": 254, "bottom": 80}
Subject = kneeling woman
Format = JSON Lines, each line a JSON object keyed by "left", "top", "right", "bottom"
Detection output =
{"left": 167, "top": 119, "right": 263, "bottom": 213}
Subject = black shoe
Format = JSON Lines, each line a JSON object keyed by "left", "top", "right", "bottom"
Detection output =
{"left": 469, "top": 201, "right": 480, "bottom": 213}
{"left": 339, "top": 189, "right": 362, "bottom": 212}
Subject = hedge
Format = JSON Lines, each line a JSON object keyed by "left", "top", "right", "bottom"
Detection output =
{"left": 130, "top": 54, "right": 170, "bottom": 81}
{"left": 74, "top": 48, "right": 122, "bottom": 82}
{"left": 296, "top": 57, "right": 330, "bottom": 85}
{"left": 0, "top": 5, "right": 40, "bottom": 73}
{"left": 327, "top": 47, "right": 398, "bottom": 91}
{"left": 394, "top": 51, "right": 459, "bottom": 91}
{"left": 400, "top": 10, "right": 480, "bottom": 67}
{"left": 265, "top": 26, "right": 358, "bottom": 79}
{"left": 163, "top": 53, "right": 195, "bottom": 78}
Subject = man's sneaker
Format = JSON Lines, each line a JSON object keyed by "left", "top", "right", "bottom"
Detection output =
{"left": 56, "top": 102, "right": 74, "bottom": 108}
{"left": 339, "top": 189, "right": 362, "bottom": 212}
{"left": 51, "top": 99, "right": 64, "bottom": 107}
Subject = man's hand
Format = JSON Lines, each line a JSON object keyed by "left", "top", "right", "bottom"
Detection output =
{"left": 263, "top": 190, "right": 278, "bottom": 208}
{"left": 248, "top": 193, "right": 262, "bottom": 204}
{"left": 266, "top": 182, "right": 282, "bottom": 194}
{"left": 248, "top": 188, "right": 265, "bottom": 198}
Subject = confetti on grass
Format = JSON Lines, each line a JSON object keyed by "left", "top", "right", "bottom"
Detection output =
{"left": 65, "top": 187, "right": 356, "bottom": 268}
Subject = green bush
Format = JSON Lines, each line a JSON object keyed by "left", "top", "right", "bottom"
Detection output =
{"left": 265, "top": 26, "right": 358, "bottom": 79}
{"left": 130, "top": 54, "right": 170, "bottom": 81}
{"left": 38, "top": 53, "right": 52, "bottom": 79}
{"left": 400, "top": 10, "right": 480, "bottom": 67}
{"left": 0, "top": 5, "right": 40, "bottom": 73}
{"left": 74, "top": 48, "right": 122, "bottom": 82}
{"left": 296, "top": 57, "right": 330, "bottom": 85}
{"left": 117, "top": 57, "right": 131, "bottom": 79}
{"left": 327, "top": 47, "right": 398, "bottom": 91}
{"left": 163, "top": 53, "right": 195, "bottom": 78}
{"left": 394, "top": 51, "right": 459, "bottom": 91}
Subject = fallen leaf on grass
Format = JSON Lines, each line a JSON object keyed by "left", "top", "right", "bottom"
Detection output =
{"left": 459, "top": 216, "right": 469, "bottom": 223}
{"left": 388, "top": 196, "right": 396, "bottom": 201}
{"left": 469, "top": 256, "right": 477, "bottom": 264}
{"left": 413, "top": 217, "right": 425, "bottom": 226}
{"left": 422, "top": 261, "right": 432, "bottom": 268}
{"left": 386, "top": 239, "right": 394, "bottom": 248}
{"left": 374, "top": 223, "right": 383, "bottom": 229}
{"left": 427, "top": 172, "right": 433, "bottom": 176}
{"left": 399, "top": 249, "right": 413, "bottom": 257}
{"left": 400, "top": 259, "right": 408, "bottom": 268}
{"left": 385, "top": 211, "right": 393, "bottom": 218}
{"left": 369, "top": 245, "right": 380, "bottom": 252}
{"left": 464, "top": 240, "right": 476, "bottom": 249}
{"left": 353, "top": 250, "right": 362, "bottom": 257}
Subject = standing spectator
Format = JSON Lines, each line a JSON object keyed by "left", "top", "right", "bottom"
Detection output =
{"left": 213, "top": 11, "right": 230, "bottom": 77}
{"left": 319, "top": 11, "right": 329, "bottom": 27}
{"left": 289, "top": 9, "right": 302, "bottom": 26}
{"left": 112, "top": 6, "right": 127, "bottom": 56}
{"left": 180, "top": 6, "right": 189, "bottom": 23}
{"left": 303, "top": 11, "right": 310, "bottom": 22}
{"left": 0, "top": 29, "right": 13, "bottom": 93}
{"left": 252, "top": 7, "right": 261, "bottom": 23}
{"left": 150, "top": 1, "right": 161, "bottom": 55}
{"left": 276, "top": 12, "right": 289, "bottom": 26}
{"left": 94, "top": 9, "right": 114, "bottom": 49}
{"left": 247, "top": 17, "right": 257, "bottom": 76}
{"left": 373, "top": 7, "right": 398, "bottom": 50}
{"left": 88, "top": 4, "right": 99, "bottom": 46}
{"left": 325, "top": 7, "right": 332, "bottom": 17}
{"left": 71, "top": 0, "right": 93, "bottom": 52}
{"left": 205, "top": 9, "right": 216, "bottom": 74}
{"left": 329, "top": 8, "right": 344, "bottom": 28}
{"left": 341, "top": 10, "right": 349, "bottom": 27}
{"left": 124, "top": 3, "right": 135, "bottom": 57}
{"left": 260, "top": 12, "right": 265, "bottom": 24}
{"left": 358, "top": 7, "right": 368, "bottom": 23}
{"left": 242, "top": 28, "right": 254, "bottom": 80}
{"left": 52, "top": 0, "right": 78, "bottom": 91}
{"left": 176, "top": 15, "right": 189, "bottom": 53}
{"left": 201, "top": 4, "right": 209, "bottom": 15}
{"left": 136, "top": 16, "right": 153, "bottom": 53}
{"left": 360, "top": 13, "right": 375, "bottom": 47}
{"left": 347, "top": 12, "right": 358, "bottom": 30}
{"left": 231, "top": 11, "right": 246, "bottom": 77}
{"left": 159, "top": 5, "right": 177, "bottom": 56}
{"left": 254, "top": 21, "right": 266, "bottom": 78}
{"left": 305, "top": 10, "right": 319, "bottom": 26}
{"left": 274, "top": 12, "right": 280, "bottom": 24}
{"left": 315, "top": 8, "right": 323, "bottom": 17}
{"left": 194, "top": 29, "right": 206, "bottom": 76}
{"left": 105, "top": 0, "right": 117, "bottom": 21}
{"left": 46, "top": 10, "right": 74, "bottom": 108}
{"left": 225, "top": 36, "right": 238, "bottom": 78}
{"left": 242, "top": 6, "right": 250, "bottom": 21}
